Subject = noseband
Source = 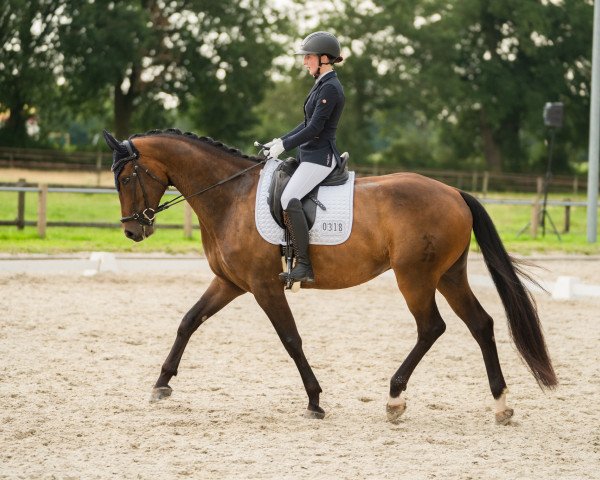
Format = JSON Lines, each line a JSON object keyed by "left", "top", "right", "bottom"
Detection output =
{"left": 113, "top": 139, "right": 266, "bottom": 227}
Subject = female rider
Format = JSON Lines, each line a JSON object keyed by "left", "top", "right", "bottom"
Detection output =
{"left": 265, "top": 31, "right": 345, "bottom": 284}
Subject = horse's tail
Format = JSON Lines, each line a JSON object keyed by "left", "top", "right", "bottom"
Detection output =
{"left": 459, "top": 190, "right": 557, "bottom": 389}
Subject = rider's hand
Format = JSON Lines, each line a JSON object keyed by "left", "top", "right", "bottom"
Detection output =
{"left": 263, "top": 138, "right": 278, "bottom": 148}
{"left": 267, "top": 138, "right": 285, "bottom": 159}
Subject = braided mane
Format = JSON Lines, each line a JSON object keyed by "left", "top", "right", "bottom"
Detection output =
{"left": 129, "top": 128, "right": 263, "bottom": 163}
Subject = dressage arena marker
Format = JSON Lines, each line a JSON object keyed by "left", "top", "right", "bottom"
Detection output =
{"left": 83, "top": 251, "right": 118, "bottom": 276}
{"left": 464, "top": 272, "right": 600, "bottom": 300}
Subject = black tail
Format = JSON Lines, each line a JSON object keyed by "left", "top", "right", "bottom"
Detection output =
{"left": 459, "top": 191, "right": 557, "bottom": 389}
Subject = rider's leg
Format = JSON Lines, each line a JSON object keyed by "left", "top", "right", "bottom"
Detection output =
{"left": 280, "top": 161, "right": 336, "bottom": 210}
{"left": 280, "top": 161, "right": 335, "bottom": 283}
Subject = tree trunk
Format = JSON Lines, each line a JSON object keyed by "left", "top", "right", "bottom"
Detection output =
{"left": 479, "top": 109, "right": 503, "bottom": 172}
{"left": 0, "top": 100, "right": 28, "bottom": 146}
{"left": 114, "top": 83, "right": 134, "bottom": 140}
{"left": 113, "top": 65, "right": 141, "bottom": 139}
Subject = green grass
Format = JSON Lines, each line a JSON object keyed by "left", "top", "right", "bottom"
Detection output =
{"left": 481, "top": 199, "right": 600, "bottom": 255}
{"left": 0, "top": 191, "right": 203, "bottom": 254}
{"left": 0, "top": 190, "right": 599, "bottom": 255}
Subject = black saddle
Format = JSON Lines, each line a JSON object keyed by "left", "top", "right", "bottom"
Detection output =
{"left": 267, "top": 153, "right": 350, "bottom": 229}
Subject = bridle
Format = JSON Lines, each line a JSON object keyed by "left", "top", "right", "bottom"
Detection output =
{"left": 114, "top": 139, "right": 266, "bottom": 227}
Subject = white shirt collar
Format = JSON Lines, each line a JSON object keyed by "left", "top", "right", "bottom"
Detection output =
{"left": 315, "top": 70, "right": 335, "bottom": 83}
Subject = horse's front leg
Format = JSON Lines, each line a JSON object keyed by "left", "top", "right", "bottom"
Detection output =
{"left": 253, "top": 287, "right": 324, "bottom": 418}
{"left": 150, "top": 276, "right": 245, "bottom": 402}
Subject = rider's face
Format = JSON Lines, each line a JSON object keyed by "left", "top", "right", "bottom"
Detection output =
{"left": 303, "top": 54, "right": 321, "bottom": 76}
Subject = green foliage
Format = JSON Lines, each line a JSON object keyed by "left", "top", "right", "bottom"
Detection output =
{"left": 0, "top": 0, "right": 595, "bottom": 176}
{"left": 313, "top": 0, "right": 593, "bottom": 172}
{"left": 0, "top": 0, "right": 66, "bottom": 146}
{"left": 57, "top": 0, "right": 286, "bottom": 143}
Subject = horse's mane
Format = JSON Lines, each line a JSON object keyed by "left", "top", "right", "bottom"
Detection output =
{"left": 129, "top": 128, "right": 263, "bottom": 163}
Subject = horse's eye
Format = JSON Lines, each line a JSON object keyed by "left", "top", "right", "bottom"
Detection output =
{"left": 121, "top": 176, "right": 130, "bottom": 185}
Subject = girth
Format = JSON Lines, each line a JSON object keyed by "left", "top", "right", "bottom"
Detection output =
{"left": 267, "top": 153, "right": 349, "bottom": 229}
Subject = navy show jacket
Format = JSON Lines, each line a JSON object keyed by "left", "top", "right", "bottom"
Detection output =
{"left": 281, "top": 71, "right": 345, "bottom": 168}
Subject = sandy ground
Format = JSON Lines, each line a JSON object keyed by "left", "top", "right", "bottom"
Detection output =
{"left": 0, "top": 168, "right": 114, "bottom": 187}
{"left": 1, "top": 255, "right": 599, "bottom": 479}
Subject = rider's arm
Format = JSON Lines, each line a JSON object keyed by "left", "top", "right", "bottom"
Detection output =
{"left": 282, "top": 122, "right": 304, "bottom": 141}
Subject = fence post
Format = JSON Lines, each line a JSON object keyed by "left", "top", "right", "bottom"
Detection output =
{"left": 96, "top": 152, "right": 103, "bottom": 187}
{"left": 184, "top": 201, "right": 193, "bottom": 239}
{"left": 471, "top": 171, "right": 478, "bottom": 192}
{"left": 563, "top": 198, "right": 571, "bottom": 233}
{"left": 529, "top": 177, "right": 545, "bottom": 238}
{"left": 38, "top": 184, "right": 48, "bottom": 238}
{"left": 482, "top": 172, "right": 489, "bottom": 197}
{"left": 16, "top": 178, "right": 26, "bottom": 230}
{"left": 531, "top": 196, "right": 540, "bottom": 238}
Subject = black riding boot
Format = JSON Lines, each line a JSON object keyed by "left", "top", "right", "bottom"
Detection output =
{"left": 279, "top": 198, "right": 315, "bottom": 283}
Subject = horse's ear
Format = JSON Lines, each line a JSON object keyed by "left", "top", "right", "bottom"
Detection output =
{"left": 103, "top": 129, "right": 120, "bottom": 151}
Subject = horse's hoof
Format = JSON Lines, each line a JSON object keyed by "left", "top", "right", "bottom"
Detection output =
{"left": 495, "top": 408, "right": 514, "bottom": 425}
{"left": 304, "top": 405, "right": 325, "bottom": 419}
{"left": 150, "top": 386, "right": 173, "bottom": 403}
{"left": 386, "top": 400, "right": 407, "bottom": 423}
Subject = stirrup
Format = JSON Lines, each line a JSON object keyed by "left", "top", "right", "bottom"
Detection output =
{"left": 279, "top": 263, "right": 314, "bottom": 283}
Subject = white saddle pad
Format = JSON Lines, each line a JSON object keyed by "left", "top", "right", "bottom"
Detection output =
{"left": 255, "top": 158, "right": 355, "bottom": 245}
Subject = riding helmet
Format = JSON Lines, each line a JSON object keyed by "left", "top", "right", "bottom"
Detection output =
{"left": 295, "top": 32, "right": 343, "bottom": 63}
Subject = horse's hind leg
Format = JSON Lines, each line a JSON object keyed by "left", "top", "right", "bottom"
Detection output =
{"left": 151, "top": 276, "right": 245, "bottom": 402}
{"left": 387, "top": 273, "right": 447, "bottom": 423}
{"left": 437, "top": 259, "right": 513, "bottom": 424}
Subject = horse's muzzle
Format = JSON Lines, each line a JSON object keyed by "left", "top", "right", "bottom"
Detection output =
{"left": 123, "top": 223, "right": 154, "bottom": 242}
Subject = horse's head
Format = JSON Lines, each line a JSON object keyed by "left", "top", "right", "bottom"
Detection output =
{"left": 103, "top": 130, "right": 169, "bottom": 242}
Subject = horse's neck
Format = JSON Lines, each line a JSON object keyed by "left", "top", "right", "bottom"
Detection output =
{"left": 159, "top": 140, "right": 257, "bottom": 228}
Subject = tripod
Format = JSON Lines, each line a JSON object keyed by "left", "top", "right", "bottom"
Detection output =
{"left": 517, "top": 128, "right": 562, "bottom": 240}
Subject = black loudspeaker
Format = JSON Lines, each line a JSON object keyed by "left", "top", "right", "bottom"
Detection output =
{"left": 543, "top": 102, "right": 564, "bottom": 128}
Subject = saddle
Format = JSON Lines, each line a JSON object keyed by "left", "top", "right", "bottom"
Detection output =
{"left": 267, "top": 153, "right": 350, "bottom": 229}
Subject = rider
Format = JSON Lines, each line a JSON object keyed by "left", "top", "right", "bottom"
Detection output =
{"left": 265, "top": 31, "right": 345, "bottom": 284}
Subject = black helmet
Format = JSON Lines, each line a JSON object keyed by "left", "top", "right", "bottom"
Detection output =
{"left": 295, "top": 31, "right": 343, "bottom": 63}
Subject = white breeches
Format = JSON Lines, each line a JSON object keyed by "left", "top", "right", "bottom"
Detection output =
{"left": 280, "top": 161, "right": 336, "bottom": 209}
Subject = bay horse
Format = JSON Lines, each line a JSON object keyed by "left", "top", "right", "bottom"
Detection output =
{"left": 103, "top": 128, "right": 557, "bottom": 424}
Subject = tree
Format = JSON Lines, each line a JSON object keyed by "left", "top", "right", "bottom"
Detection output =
{"left": 0, "top": 1, "right": 65, "bottom": 146}
{"left": 58, "top": 0, "right": 285, "bottom": 143}
{"left": 318, "top": 0, "right": 593, "bottom": 172}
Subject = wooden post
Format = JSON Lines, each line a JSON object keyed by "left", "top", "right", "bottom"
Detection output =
{"left": 536, "top": 176, "right": 544, "bottom": 196}
{"left": 471, "top": 171, "right": 478, "bottom": 192}
{"left": 531, "top": 196, "right": 540, "bottom": 238}
{"left": 37, "top": 184, "right": 48, "bottom": 238}
{"left": 16, "top": 178, "right": 26, "bottom": 230}
{"left": 564, "top": 198, "right": 571, "bottom": 233}
{"left": 482, "top": 172, "right": 489, "bottom": 197}
{"left": 530, "top": 178, "right": 545, "bottom": 238}
{"left": 184, "top": 201, "right": 193, "bottom": 239}
{"left": 96, "top": 152, "right": 103, "bottom": 187}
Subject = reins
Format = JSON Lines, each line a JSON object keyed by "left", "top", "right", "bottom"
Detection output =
{"left": 116, "top": 139, "right": 266, "bottom": 226}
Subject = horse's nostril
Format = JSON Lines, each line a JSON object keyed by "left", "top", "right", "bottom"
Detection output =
{"left": 124, "top": 229, "right": 135, "bottom": 239}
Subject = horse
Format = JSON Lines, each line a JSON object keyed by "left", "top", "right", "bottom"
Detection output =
{"left": 103, "top": 128, "right": 557, "bottom": 424}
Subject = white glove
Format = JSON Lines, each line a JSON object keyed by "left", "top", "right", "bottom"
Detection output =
{"left": 263, "top": 138, "right": 278, "bottom": 148}
{"left": 267, "top": 138, "right": 285, "bottom": 159}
